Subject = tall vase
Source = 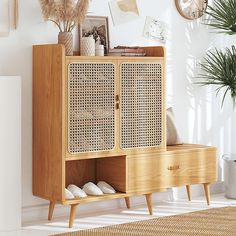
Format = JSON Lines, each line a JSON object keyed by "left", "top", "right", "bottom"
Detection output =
{"left": 58, "top": 32, "right": 73, "bottom": 56}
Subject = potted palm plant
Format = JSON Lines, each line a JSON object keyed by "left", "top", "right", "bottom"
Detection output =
{"left": 205, "top": 0, "right": 236, "bottom": 35}
{"left": 200, "top": 0, "right": 236, "bottom": 106}
{"left": 38, "top": 0, "right": 89, "bottom": 55}
{"left": 199, "top": 0, "right": 236, "bottom": 108}
{"left": 198, "top": 46, "right": 236, "bottom": 107}
{"left": 199, "top": 0, "right": 236, "bottom": 199}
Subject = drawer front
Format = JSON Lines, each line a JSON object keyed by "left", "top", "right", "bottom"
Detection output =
{"left": 127, "top": 149, "right": 217, "bottom": 193}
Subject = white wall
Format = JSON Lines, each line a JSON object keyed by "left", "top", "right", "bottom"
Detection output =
{"left": 0, "top": 0, "right": 235, "bottom": 220}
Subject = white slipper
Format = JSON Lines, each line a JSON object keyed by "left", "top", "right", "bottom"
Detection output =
{"left": 97, "top": 181, "right": 116, "bottom": 194}
{"left": 65, "top": 188, "right": 74, "bottom": 199}
{"left": 67, "top": 184, "right": 87, "bottom": 198}
{"left": 82, "top": 182, "right": 103, "bottom": 196}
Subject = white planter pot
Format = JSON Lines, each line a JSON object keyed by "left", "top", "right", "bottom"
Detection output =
{"left": 0, "top": 76, "right": 21, "bottom": 232}
{"left": 223, "top": 154, "right": 236, "bottom": 199}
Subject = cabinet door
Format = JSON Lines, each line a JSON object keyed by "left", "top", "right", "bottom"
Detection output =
{"left": 68, "top": 63, "right": 115, "bottom": 154}
{"left": 120, "top": 62, "right": 164, "bottom": 150}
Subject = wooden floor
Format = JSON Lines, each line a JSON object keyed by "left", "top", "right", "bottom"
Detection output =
{"left": 2, "top": 194, "right": 236, "bottom": 236}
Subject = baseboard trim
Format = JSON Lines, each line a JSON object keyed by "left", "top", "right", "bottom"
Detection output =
{"left": 22, "top": 190, "right": 173, "bottom": 224}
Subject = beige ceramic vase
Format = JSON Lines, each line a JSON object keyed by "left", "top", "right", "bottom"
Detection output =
{"left": 80, "top": 36, "right": 95, "bottom": 56}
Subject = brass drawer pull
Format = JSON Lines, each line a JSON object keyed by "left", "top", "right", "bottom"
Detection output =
{"left": 115, "top": 95, "right": 120, "bottom": 102}
{"left": 168, "top": 165, "right": 180, "bottom": 171}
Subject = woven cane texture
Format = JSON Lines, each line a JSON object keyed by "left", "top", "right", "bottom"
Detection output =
{"left": 53, "top": 207, "right": 236, "bottom": 236}
{"left": 68, "top": 63, "right": 115, "bottom": 154}
{"left": 121, "top": 63, "right": 163, "bottom": 149}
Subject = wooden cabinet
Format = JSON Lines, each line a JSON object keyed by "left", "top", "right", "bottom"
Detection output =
{"left": 33, "top": 44, "right": 217, "bottom": 228}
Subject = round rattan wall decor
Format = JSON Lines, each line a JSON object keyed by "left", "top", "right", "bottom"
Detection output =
{"left": 175, "top": 0, "right": 208, "bottom": 20}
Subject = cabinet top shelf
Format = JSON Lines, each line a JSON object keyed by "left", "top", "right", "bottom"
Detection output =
{"left": 33, "top": 44, "right": 166, "bottom": 58}
{"left": 66, "top": 55, "right": 164, "bottom": 61}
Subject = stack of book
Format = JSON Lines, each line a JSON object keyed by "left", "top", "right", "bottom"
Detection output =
{"left": 108, "top": 46, "right": 146, "bottom": 57}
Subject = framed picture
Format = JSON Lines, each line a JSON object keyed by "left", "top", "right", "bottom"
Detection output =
{"left": 79, "top": 16, "right": 110, "bottom": 55}
{"left": 109, "top": 0, "right": 140, "bottom": 26}
{"left": 143, "top": 16, "right": 167, "bottom": 43}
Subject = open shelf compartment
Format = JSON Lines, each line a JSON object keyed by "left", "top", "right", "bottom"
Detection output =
{"left": 65, "top": 155, "right": 127, "bottom": 203}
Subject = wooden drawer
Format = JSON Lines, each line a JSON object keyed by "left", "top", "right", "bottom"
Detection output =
{"left": 127, "top": 145, "right": 217, "bottom": 193}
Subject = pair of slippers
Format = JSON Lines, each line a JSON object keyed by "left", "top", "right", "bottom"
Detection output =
{"left": 65, "top": 181, "right": 116, "bottom": 199}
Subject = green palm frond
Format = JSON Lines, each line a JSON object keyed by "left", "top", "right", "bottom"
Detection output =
{"left": 198, "top": 46, "right": 236, "bottom": 107}
{"left": 205, "top": 0, "right": 236, "bottom": 35}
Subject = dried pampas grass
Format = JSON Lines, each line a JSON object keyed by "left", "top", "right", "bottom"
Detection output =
{"left": 38, "top": 0, "right": 89, "bottom": 32}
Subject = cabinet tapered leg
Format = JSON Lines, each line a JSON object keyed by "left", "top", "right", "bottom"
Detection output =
{"left": 48, "top": 201, "right": 56, "bottom": 221}
{"left": 186, "top": 185, "right": 192, "bottom": 201}
{"left": 145, "top": 193, "right": 153, "bottom": 215}
{"left": 69, "top": 204, "right": 79, "bottom": 228}
{"left": 203, "top": 183, "right": 211, "bottom": 205}
{"left": 124, "top": 197, "right": 131, "bottom": 209}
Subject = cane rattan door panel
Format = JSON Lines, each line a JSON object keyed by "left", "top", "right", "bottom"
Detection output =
{"left": 120, "top": 62, "right": 163, "bottom": 149}
{"left": 68, "top": 63, "right": 115, "bottom": 154}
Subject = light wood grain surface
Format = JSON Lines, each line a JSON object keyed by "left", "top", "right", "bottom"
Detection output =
{"left": 127, "top": 145, "right": 217, "bottom": 192}
{"left": 33, "top": 44, "right": 65, "bottom": 202}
